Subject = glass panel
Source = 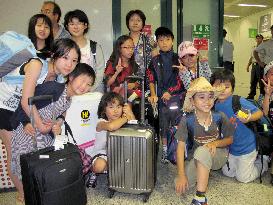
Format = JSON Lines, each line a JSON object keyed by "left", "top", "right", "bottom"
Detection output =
{"left": 172, "top": 0, "right": 178, "bottom": 52}
{"left": 183, "top": 0, "right": 220, "bottom": 69}
{"left": 121, "top": 0, "right": 161, "bottom": 37}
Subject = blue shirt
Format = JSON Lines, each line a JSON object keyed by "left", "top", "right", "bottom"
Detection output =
{"left": 214, "top": 95, "right": 258, "bottom": 156}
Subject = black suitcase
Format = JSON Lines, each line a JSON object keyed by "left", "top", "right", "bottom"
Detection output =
{"left": 20, "top": 95, "right": 87, "bottom": 205}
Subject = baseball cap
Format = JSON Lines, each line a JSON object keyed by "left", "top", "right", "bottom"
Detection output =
{"left": 178, "top": 41, "right": 197, "bottom": 58}
{"left": 264, "top": 61, "right": 273, "bottom": 76}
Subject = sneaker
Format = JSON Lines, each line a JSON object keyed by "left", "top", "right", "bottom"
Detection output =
{"left": 86, "top": 172, "right": 97, "bottom": 188}
{"left": 161, "top": 150, "right": 169, "bottom": 164}
{"left": 191, "top": 198, "right": 208, "bottom": 205}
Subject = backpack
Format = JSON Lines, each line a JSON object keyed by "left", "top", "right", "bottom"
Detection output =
{"left": 167, "top": 111, "right": 223, "bottom": 164}
{"left": 90, "top": 40, "right": 97, "bottom": 65}
{"left": 0, "top": 31, "right": 36, "bottom": 78}
{"left": 232, "top": 95, "right": 273, "bottom": 182}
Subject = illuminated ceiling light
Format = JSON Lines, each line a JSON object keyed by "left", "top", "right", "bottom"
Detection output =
{"left": 224, "top": 14, "right": 240, "bottom": 18}
{"left": 238, "top": 4, "right": 267, "bottom": 7}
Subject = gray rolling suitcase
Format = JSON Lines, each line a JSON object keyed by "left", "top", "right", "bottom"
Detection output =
{"left": 107, "top": 76, "right": 157, "bottom": 202}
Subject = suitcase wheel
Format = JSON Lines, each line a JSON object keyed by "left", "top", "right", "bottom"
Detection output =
{"left": 143, "top": 193, "right": 151, "bottom": 203}
{"left": 108, "top": 189, "right": 115, "bottom": 198}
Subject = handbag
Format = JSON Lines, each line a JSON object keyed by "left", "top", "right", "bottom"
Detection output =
{"left": 64, "top": 121, "right": 92, "bottom": 175}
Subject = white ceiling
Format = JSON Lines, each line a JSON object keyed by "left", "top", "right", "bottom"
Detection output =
{"left": 224, "top": 0, "right": 273, "bottom": 24}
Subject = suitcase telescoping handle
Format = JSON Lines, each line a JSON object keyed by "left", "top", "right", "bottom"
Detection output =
{"left": 28, "top": 95, "right": 54, "bottom": 105}
{"left": 28, "top": 95, "right": 54, "bottom": 150}
{"left": 124, "top": 76, "right": 145, "bottom": 125}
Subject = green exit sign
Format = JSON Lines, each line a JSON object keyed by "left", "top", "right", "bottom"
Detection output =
{"left": 249, "top": 28, "right": 258, "bottom": 38}
{"left": 192, "top": 24, "right": 210, "bottom": 39}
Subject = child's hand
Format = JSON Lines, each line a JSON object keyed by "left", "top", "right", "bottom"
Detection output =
{"left": 236, "top": 110, "right": 251, "bottom": 123}
{"left": 172, "top": 59, "right": 187, "bottom": 73}
{"left": 175, "top": 175, "right": 189, "bottom": 195}
{"left": 128, "top": 82, "right": 136, "bottom": 90}
{"left": 37, "top": 119, "right": 53, "bottom": 134}
{"left": 115, "top": 58, "right": 124, "bottom": 74}
{"left": 123, "top": 103, "right": 135, "bottom": 120}
{"left": 161, "top": 92, "right": 171, "bottom": 102}
{"left": 204, "top": 141, "right": 217, "bottom": 156}
{"left": 236, "top": 114, "right": 250, "bottom": 124}
{"left": 148, "top": 95, "right": 158, "bottom": 105}
{"left": 262, "top": 78, "right": 273, "bottom": 96}
{"left": 52, "top": 123, "right": 62, "bottom": 136}
{"left": 24, "top": 123, "right": 35, "bottom": 136}
{"left": 113, "top": 86, "right": 124, "bottom": 96}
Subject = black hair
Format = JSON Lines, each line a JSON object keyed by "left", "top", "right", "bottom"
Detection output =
{"left": 68, "top": 63, "right": 96, "bottom": 85}
{"left": 64, "top": 9, "right": 89, "bottom": 34}
{"left": 51, "top": 38, "right": 81, "bottom": 62}
{"left": 126, "top": 9, "right": 146, "bottom": 30}
{"left": 155, "top": 26, "right": 174, "bottom": 40}
{"left": 223, "top": 29, "right": 227, "bottom": 38}
{"left": 28, "top": 14, "right": 53, "bottom": 51}
{"left": 109, "top": 35, "right": 138, "bottom": 74}
{"left": 43, "top": 1, "right": 61, "bottom": 22}
{"left": 256, "top": 34, "right": 264, "bottom": 39}
{"left": 210, "top": 69, "right": 235, "bottom": 91}
{"left": 97, "top": 92, "right": 125, "bottom": 120}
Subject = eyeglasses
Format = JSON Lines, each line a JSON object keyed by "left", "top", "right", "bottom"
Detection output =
{"left": 121, "top": 46, "right": 135, "bottom": 50}
{"left": 68, "top": 22, "right": 85, "bottom": 27}
{"left": 41, "top": 9, "right": 53, "bottom": 15}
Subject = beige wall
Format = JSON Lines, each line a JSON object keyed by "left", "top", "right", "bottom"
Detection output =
{"left": 121, "top": 0, "right": 161, "bottom": 36}
{"left": 224, "top": 7, "right": 273, "bottom": 97}
{"left": 183, "top": 0, "right": 220, "bottom": 69}
{"left": 0, "top": 0, "right": 113, "bottom": 62}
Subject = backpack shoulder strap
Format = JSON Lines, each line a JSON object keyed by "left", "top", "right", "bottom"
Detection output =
{"left": 90, "top": 40, "right": 97, "bottom": 63}
{"left": 186, "top": 113, "right": 195, "bottom": 138}
{"left": 90, "top": 40, "right": 97, "bottom": 54}
{"left": 212, "top": 111, "right": 223, "bottom": 138}
{"left": 196, "top": 57, "right": 200, "bottom": 78}
{"left": 232, "top": 95, "right": 241, "bottom": 114}
{"left": 186, "top": 112, "right": 195, "bottom": 150}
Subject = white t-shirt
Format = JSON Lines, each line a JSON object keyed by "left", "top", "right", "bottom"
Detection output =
{"left": 93, "top": 118, "right": 107, "bottom": 156}
{"left": 80, "top": 40, "right": 93, "bottom": 67}
{"left": 223, "top": 39, "right": 234, "bottom": 62}
{"left": 80, "top": 39, "right": 105, "bottom": 93}
{"left": 250, "top": 46, "right": 264, "bottom": 63}
{"left": 255, "top": 39, "right": 273, "bottom": 64}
